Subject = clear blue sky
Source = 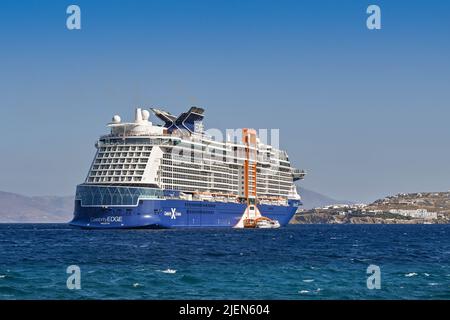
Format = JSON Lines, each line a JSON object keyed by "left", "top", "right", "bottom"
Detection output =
{"left": 0, "top": 0, "right": 449, "bottom": 203}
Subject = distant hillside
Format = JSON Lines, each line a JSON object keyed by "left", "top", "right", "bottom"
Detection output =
{"left": 366, "top": 191, "right": 450, "bottom": 215}
{"left": 292, "top": 191, "right": 450, "bottom": 224}
{"left": 0, "top": 188, "right": 348, "bottom": 223}
{"left": 0, "top": 191, "right": 73, "bottom": 223}
{"left": 299, "top": 187, "right": 353, "bottom": 210}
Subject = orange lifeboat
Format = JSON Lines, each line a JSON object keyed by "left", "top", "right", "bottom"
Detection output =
{"left": 243, "top": 218, "right": 257, "bottom": 228}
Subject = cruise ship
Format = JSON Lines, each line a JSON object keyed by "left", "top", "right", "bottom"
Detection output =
{"left": 69, "top": 107, "right": 305, "bottom": 228}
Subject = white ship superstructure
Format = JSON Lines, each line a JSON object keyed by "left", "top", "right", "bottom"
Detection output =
{"left": 85, "top": 107, "right": 305, "bottom": 206}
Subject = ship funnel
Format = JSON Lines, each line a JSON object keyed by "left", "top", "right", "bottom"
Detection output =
{"left": 135, "top": 108, "right": 143, "bottom": 123}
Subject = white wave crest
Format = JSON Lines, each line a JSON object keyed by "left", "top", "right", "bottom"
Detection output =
{"left": 158, "top": 269, "right": 177, "bottom": 274}
{"left": 405, "top": 272, "right": 417, "bottom": 277}
{"left": 299, "top": 290, "right": 309, "bottom": 294}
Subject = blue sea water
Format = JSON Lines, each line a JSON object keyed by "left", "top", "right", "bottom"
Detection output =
{"left": 0, "top": 224, "right": 449, "bottom": 300}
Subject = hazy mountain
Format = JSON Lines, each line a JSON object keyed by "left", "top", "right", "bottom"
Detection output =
{"left": 0, "top": 191, "right": 73, "bottom": 223}
{"left": 0, "top": 188, "right": 352, "bottom": 222}
{"left": 298, "top": 187, "right": 354, "bottom": 210}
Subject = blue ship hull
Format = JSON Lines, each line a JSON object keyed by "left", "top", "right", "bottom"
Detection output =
{"left": 70, "top": 199, "right": 299, "bottom": 229}
{"left": 69, "top": 185, "right": 300, "bottom": 229}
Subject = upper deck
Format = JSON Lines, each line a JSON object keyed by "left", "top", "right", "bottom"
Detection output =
{"left": 84, "top": 107, "right": 304, "bottom": 200}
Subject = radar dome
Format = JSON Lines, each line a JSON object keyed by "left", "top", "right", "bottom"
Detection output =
{"left": 141, "top": 109, "right": 150, "bottom": 121}
{"left": 112, "top": 115, "right": 121, "bottom": 123}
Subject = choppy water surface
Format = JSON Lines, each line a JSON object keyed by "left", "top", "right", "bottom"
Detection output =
{"left": 0, "top": 224, "right": 449, "bottom": 299}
